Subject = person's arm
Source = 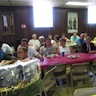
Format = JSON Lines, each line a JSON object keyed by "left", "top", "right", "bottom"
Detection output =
{"left": 39, "top": 47, "right": 43, "bottom": 56}
{"left": 69, "top": 47, "right": 75, "bottom": 54}
{"left": 70, "top": 36, "right": 73, "bottom": 41}
{"left": 76, "top": 39, "right": 82, "bottom": 47}
{"left": 56, "top": 47, "right": 60, "bottom": 55}
{"left": 31, "top": 47, "right": 44, "bottom": 60}
{"left": 36, "top": 53, "right": 44, "bottom": 61}
{"left": 88, "top": 50, "right": 96, "bottom": 54}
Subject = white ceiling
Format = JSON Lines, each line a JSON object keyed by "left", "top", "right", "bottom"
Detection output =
{"left": 0, "top": 0, "right": 91, "bottom": 8}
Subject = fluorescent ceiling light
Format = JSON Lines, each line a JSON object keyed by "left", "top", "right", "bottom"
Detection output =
{"left": 66, "top": 1, "right": 90, "bottom": 6}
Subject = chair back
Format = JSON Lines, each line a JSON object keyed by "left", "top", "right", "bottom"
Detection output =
{"left": 42, "top": 66, "right": 57, "bottom": 87}
{"left": 74, "top": 87, "right": 96, "bottom": 96}
{"left": 91, "top": 59, "right": 96, "bottom": 74}
{"left": 54, "top": 64, "right": 66, "bottom": 76}
{"left": 71, "top": 62, "right": 90, "bottom": 75}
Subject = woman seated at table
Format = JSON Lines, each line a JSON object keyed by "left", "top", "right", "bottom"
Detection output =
{"left": 61, "top": 33, "right": 70, "bottom": 43}
{"left": 53, "top": 35, "right": 60, "bottom": 47}
{"left": 39, "top": 38, "right": 57, "bottom": 56}
{"left": 57, "top": 38, "right": 74, "bottom": 55}
{"left": 81, "top": 36, "right": 96, "bottom": 53}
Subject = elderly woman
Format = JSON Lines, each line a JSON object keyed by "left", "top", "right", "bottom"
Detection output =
{"left": 38, "top": 36, "right": 45, "bottom": 47}
{"left": 39, "top": 38, "right": 57, "bottom": 56}
{"left": 57, "top": 38, "right": 74, "bottom": 55}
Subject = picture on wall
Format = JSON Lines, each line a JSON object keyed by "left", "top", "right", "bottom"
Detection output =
{"left": 67, "top": 12, "right": 78, "bottom": 33}
{"left": 1, "top": 14, "right": 15, "bottom": 35}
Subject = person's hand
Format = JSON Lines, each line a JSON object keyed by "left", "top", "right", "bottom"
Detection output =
{"left": 88, "top": 50, "right": 96, "bottom": 54}
{"left": 40, "top": 56, "right": 44, "bottom": 61}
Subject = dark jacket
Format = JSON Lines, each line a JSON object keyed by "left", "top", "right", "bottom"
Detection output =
{"left": 81, "top": 43, "right": 96, "bottom": 53}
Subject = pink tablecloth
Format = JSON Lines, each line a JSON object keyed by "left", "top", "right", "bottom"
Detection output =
{"left": 39, "top": 53, "right": 96, "bottom": 69}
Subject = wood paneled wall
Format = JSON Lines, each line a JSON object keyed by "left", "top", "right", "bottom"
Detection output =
{"left": 0, "top": 6, "right": 96, "bottom": 46}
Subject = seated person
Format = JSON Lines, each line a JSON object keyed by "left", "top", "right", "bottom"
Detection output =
{"left": 48, "top": 34, "right": 55, "bottom": 44}
{"left": 18, "top": 38, "right": 43, "bottom": 60}
{"left": 84, "top": 33, "right": 89, "bottom": 40}
{"left": 94, "top": 37, "right": 96, "bottom": 46}
{"left": 14, "top": 38, "right": 21, "bottom": 51}
{"left": 38, "top": 36, "right": 45, "bottom": 47}
{"left": 70, "top": 32, "right": 80, "bottom": 42}
{"left": 76, "top": 33, "right": 85, "bottom": 46}
{"left": 53, "top": 35, "right": 60, "bottom": 47}
{"left": 57, "top": 38, "right": 74, "bottom": 55}
{"left": 0, "top": 43, "right": 5, "bottom": 61}
{"left": 39, "top": 38, "right": 57, "bottom": 56}
{"left": 61, "top": 33, "right": 70, "bottom": 43}
{"left": 81, "top": 37, "right": 96, "bottom": 53}
{"left": 0, "top": 41, "right": 13, "bottom": 56}
{"left": 17, "top": 47, "right": 28, "bottom": 60}
{"left": 28, "top": 34, "right": 40, "bottom": 51}
{"left": 94, "top": 37, "right": 96, "bottom": 41}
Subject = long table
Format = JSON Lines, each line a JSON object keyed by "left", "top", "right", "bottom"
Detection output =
{"left": 39, "top": 53, "right": 96, "bottom": 69}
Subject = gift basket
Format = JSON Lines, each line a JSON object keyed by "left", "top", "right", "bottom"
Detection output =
{"left": 0, "top": 59, "right": 41, "bottom": 96}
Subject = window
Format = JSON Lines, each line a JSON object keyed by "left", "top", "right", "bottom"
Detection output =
{"left": 33, "top": 0, "right": 53, "bottom": 28}
{"left": 88, "top": 5, "right": 96, "bottom": 24}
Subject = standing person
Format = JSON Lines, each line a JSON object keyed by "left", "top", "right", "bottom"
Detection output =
{"left": 28, "top": 34, "right": 40, "bottom": 51}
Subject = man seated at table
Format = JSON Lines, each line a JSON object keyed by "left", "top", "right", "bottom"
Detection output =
{"left": 18, "top": 38, "right": 43, "bottom": 60}
{"left": 76, "top": 33, "right": 85, "bottom": 46}
{"left": 70, "top": 32, "right": 80, "bottom": 42}
{"left": 81, "top": 36, "right": 96, "bottom": 53}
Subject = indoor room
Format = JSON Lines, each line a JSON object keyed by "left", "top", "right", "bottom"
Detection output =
{"left": 0, "top": 0, "right": 96, "bottom": 96}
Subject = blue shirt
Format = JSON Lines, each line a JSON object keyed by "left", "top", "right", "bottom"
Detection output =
{"left": 76, "top": 38, "right": 85, "bottom": 45}
{"left": 0, "top": 49, "right": 5, "bottom": 61}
